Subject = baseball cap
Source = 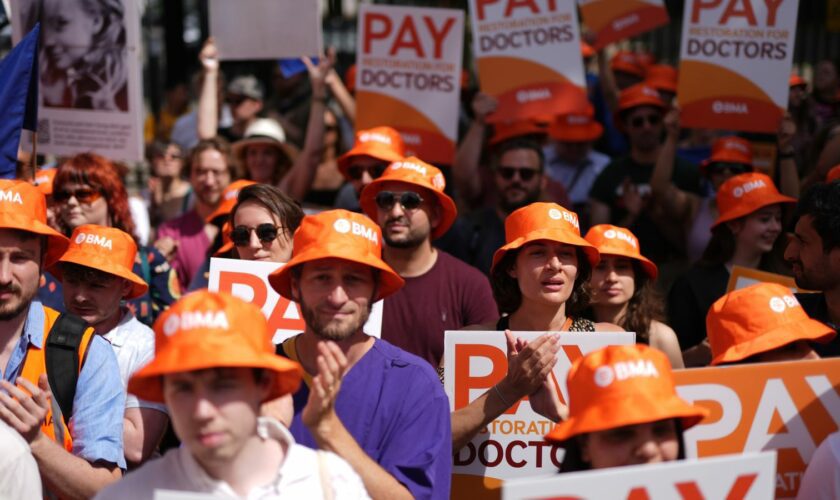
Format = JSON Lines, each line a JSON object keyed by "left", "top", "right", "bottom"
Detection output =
{"left": 33, "top": 169, "right": 57, "bottom": 196}
{"left": 700, "top": 136, "right": 754, "bottom": 174}
{"left": 489, "top": 119, "right": 549, "bottom": 146}
{"left": 645, "top": 64, "right": 678, "bottom": 94}
{"left": 206, "top": 179, "right": 258, "bottom": 223}
{"left": 128, "top": 290, "right": 303, "bottom": 403}
{"left": 0, "top": 179, "right": 69, "bottom": 267}
{"left": 545, "top": 344, "right": 708, "bottom": 444}
{"left": 491, "top": 202, "right": 599, "bottom": 273}
{"left": 707, "top": 283, "right": 835, "bottom": 366}
{"left": 50, "top": 225, "right": 148, "bottom": 299}
{"left": 338, "top": 127, "right": 406, "bottom": 179}
{"left": 548, "top": 105, "right": 603, "bottom": 143}
{"left": 584, "top": 224, "right": 657, "bottom": 279}
{"left": 359, "top": 157, "right": 457, "bottom": 239}
{"left": 268, "top": 210, "right": 404, "bottom": 302}
{"left": 713, "top": 172, "right": 795, "bottom": 227}
{"left": 610, "top": 51, "right": 644, "bottom": 78}
{"left": 227, "top": 75, "right": 264, "bottom": 101}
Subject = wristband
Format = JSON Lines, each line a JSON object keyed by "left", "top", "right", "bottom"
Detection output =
{"left": 493, "top": 384, "right": 510, "bottom": 407}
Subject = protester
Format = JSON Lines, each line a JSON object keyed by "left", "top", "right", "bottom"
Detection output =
{"left": 229, "top": 183, "right": 304, "bottom": 263}
{"left": 95, "top": 290, "right": 370, "bottom": 499}
{"left": 334, "top": 126, "right": 406, "bottom": 211}
{"left": 268, "top": 209, "right": 452, "bottom": 499}
{"left": 0, "top": 180, "right": 125, "bottom": 498}
{"left": 786, "top": 181, "right": 840, "bottom": 356}
{"left": 544, "top": 344, "right": 708, "bottom": 471}
{"left": 609, "top": 51, "right": 645, "bottom": 90}
{"left": 40, "top": 153, "right": 179, "bottom": 326}
{"left": 52, "top": 225, "right": 169, "bottom": 466}
{"left": 812, "top": 59, "right": 840, "bottom": 127}
{"left": 156, "top": 137, "right": 237, "bottom": 290}
{"left": 706, "top": 283, "right": 834, "bottom": 365}
{"left": 789, "top": 74, "right": 817, "bottom": 168}
{"left": 359, "top": 158, "right": 497, "bottom": 367}
{"left": 584, "top": 224, "right": 683, "bottom": 368}
{"left": 0, "top": 419, "right": 42, "bottom": 498}
{"left": 146, "top": 141, "right": 192, "bottom": 228}
{"left": 668, "top": 173, "right": 796, "bottom": 366}
{"left": 450, "top": 202, "right": 622, "bottom": 451}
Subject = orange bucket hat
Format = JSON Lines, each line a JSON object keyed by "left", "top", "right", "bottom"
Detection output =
{"left": 268, "top": 209, "right": 404, "bottom": 302}
{"left": 0, "top": 179, "right": 69, "bottom": 267}
{"left": 700, "top": 136, "right": 753, "bottom": 174}
{"left": 707, "top": 283, "right": 835, "bottom": 366}
{"left": 33, "top": 168, "right": 57, "bottom": 196}
{"left": 825, "top": 164, "right": 840, "bottom": 183}
{"left": 491, "top": 202, "right": 599, "bottom": 273}
{"left": 548, "top": 105, "right": 604, "bottom": 143}
{"left": 50, "top": 225, "right": 148, "bottom": 299}
{"left": 489, "top": 119, "right": 549, "bottom": 146}
{"left": 128, "top": 290, "right": 303, "bottom": 403}
{"left": 616, "top": 83, "right": 665, "bottom": 115}
{"left": 215, "top": 221, "right": 234, "bottom": 256}
{"left": 359, "top": 157, "right": 457, "bottom": 239}
{"left": 584, "top": 224, "right": 657, "bottom": 280}
{"left": 789, "top": 74, "right": 807, "bottom": 88}
{"left": 645, "top": 64, "right": 678, "bottom": 94}
{"left": 544, "top": 344, "right": 708, "bottom": 444}
{"left": 610, "top": 51, "right": 644, "bottom": 78}
{"left": 713, "top": 172, "right": 795, "bottom": 227}
{"left": 206, "top": 179, "right": 257, "bottom": 223}
{"left": 581, "top": 41, "right": 595, "bottom": 59}
{"left": 338, "top": 126, "right": 406, "bottom": 179}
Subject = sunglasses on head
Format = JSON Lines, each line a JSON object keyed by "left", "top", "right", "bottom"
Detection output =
{"left": 707, "top": 162, "right": 751, "bottom": 176}
{"left": 496, "top": 166, "right": 539, "bottom": 182}
{"left": 629, "top": 114, "right": 662, "bottom": 128}
{"left": 347, "top": 163, "right": 388, "bottom": 181}
{"left": 54, "top": 187, "right": 102, "bottom": 204}
{"left": 374, "top": 191, "right": 424, "bottom": 211}
{"left": 230, "top": 223, "right": 284, "bottom": 247}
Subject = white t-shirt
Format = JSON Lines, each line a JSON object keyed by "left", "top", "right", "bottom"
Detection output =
{"left": 0, "top": 420, "right": 42, "bottom": 498}
{"left": 94, "top": 417, "right": 370, "bottom": 500}
{"left": 103, "top": 310, "right": 167, "bottom": 413}
{"left": 797, "top": 431, "right": 840, "bottom": 500}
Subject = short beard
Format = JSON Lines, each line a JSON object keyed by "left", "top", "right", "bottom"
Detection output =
{"left": 299, "top": 295, "right": 372, "bottom": 342}
{"left": 383, "top": 217, "right": 429, "bottom": 249}
{"left": 499, "top": 185, "right": 542, "bottom": 214}
{"left": 0, "top": 284, "right": 32, "bottom": 321}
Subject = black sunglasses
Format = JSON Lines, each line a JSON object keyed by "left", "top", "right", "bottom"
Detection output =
{"left": 707, "top": 162, "right": 752, "bottom": 176}
{"left": 497, "top": 166, "right": 539, "bottom": 182}
{"left": 374, "top": 191, "right": 424, "bottom": 211}
{"left": 54, "top": 187, "right": 102, "bottom": 204}
{"left": 629, "top": 114, "right": 662, "bottom": 128}
{"left": 230, "top": 223, "right": 284, "bottom": 247}
{"left": 347, "top": 163, "right": 388, "bottom": 181}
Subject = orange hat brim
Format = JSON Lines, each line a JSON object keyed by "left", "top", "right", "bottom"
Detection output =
{"left": 338, "top": 145, "right": 405, "bottom": 179}
{"left": 598, "top": 249, "right": 658, "bottom": 280}
{"left": 548, "top": 122, "right": 604, "bottom": 143}
{"left": 710, "top": 317, "right": 836, "bottom": 366}
{"left": 0, "top": 213, "right": 69, "bottom": 268}
{"left": 712, "top": 193, "right": 797, "bottom": 228}
{"left": 50, "top": 249, "right": 149, "bottom": 299}
{"left": 359, "top": 179, "right": 458, "bottom": 240}
{"left": 491, "top": 228, "right": 600, "bottom": 274}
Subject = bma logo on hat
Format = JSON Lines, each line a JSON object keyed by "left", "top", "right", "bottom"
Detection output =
{"left": 162, "top": 310, "right": 230, "bottom": 336}
{"left": 358, "top": 131, "right": 391, "bottom": 145}
{"left": 548, "top": 207, "right": 580, "bottom": 229}
{"left": 603, "top": 229, "right": 638, "bottom": 248}
{"left": 594, "top": 360, "right": 659, "bottom": 387}
{"left": 431, "top": 173, "right": 445, "bottom": 190}
{"left": 74, "top": 232, "right": 113, "bottom": 250}
{"left": 732, "top": 178, "right": 766, "bottom": 198}
{"left": 640, "top": 86, "right": 659, "bottom": 98}
{"left": 333, "top": 218, "right": 378, "bottom": 244}
{"left": 391, "top": 161, "right": 427, "bottom": 176}
{"left": 224, "top": 189, "right": 241, "bottom": 201}
{"left": 726, "top": 140, "right": 750, "bottom": 154}
{"left": 0, "top": 190, "right": 23, "bottom": 204}
{"left": 769, "top": 295, "right": 799, "bottom": 313}
{"left": 566, "top": 114, "right": 589, "bottom": 125}
{"left": 593, "top": 366, "right": 615, "bottom": 387}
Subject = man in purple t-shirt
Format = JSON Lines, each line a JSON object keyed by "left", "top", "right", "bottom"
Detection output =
{"left": 155, "top": 137, "right": 235, "bottom": 289}
{"left": 268, "top": 209, "right": 452, "bottom": 499}
{"left": 359, "top": 157, "right": 498, "bottom": 368}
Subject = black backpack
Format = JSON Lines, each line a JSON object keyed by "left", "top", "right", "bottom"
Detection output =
{"left": 44, "top": 313, "right": 92, "bottom": 426}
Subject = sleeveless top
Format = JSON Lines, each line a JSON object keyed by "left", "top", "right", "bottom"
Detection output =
{"left": 496, "top": 315, "right": 596, "bottom": 332}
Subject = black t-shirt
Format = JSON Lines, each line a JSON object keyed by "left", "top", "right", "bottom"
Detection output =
{"left": 796, "top": 292, "right": 840, "bottom": 358}
{"left": 590, "top": 155, "right": 701, "bottom": 263}
{"left": 668, "top": 263, "right": 730, "bottom": 350}
{"left": 436, "top": 208, "right": 506, "bottom": 277}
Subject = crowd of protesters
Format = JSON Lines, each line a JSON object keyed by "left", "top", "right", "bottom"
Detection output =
{"left": 0, "top": 23, "right": 839, "bottom": 500}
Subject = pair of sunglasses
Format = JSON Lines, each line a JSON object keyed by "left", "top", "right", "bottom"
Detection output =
{"left": 629, "top": 114, "right": 661, "bottom": 128}
{"left": 497, "top": 166, "right": 539, "bottom": 182}
{"left": 54, "top": 188, "right": 102, "bottom": 204}
{"left": 347, "top": 163, "right": 388, "bottom": 181}
{"left": 231, "top": 223, "right": 284, "bottom": 247}
{"left": 374, "top": 191, "right": 424, "bottom": 211}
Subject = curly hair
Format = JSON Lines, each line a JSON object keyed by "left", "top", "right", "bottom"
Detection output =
{"left": 491, "top": 246, "right": 592, "bottom": 317}
{"left": 54, "top": 152, "right": 136, "bottom": 239}
{"left": 615, "top": 262, "right": 665, "bottom": 345}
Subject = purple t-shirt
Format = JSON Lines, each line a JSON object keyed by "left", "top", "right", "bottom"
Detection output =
{"left": 156, "top": 209, "right": 210, "bottom": 290}
{"left": 382, "top": 251, "right": 498, "bottom": 367}
{"left": 279, "top": 337, "right": 452, "bottom": 500}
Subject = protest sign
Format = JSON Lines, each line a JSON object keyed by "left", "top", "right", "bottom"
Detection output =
{"left": 578, "top": 0, "right": 669, "bottom": 50}
{"left": 674, "top": 358, "right": 840, "bottom": 498}
{"left": 10, "top": 0, "right": 144, "bottom": 161}
{"left": 502, "top": 451, "right": 777, "bottom": 500}
{"left": 207, "top": 257, "right": 383, "bottom": 343}
{"left": 725, "top": 265, "right": 801, "bottom": 293}
{"left": 209, "top": 0, "right": 322, "bottom": 60}
{"left": 445, "top": 330, "right": 635, "bottom": 498}
{"left": 677, "top": 0, "right": 799, "bottom": 133}
{"left": 468, "top": 0, "right": 587, "bottom": 123}
{"left": 356, "top": 4, "right": 464, "bottom": 163}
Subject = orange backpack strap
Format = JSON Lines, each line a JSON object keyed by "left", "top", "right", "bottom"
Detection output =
{"left": 44, "top": 313, "right": 96, "bottom": 426}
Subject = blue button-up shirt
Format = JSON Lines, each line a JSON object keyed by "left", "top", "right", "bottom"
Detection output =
{"left": 2, "top": 302, "right": 126, "bottom": 469}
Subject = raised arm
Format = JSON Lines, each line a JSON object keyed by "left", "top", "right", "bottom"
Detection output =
{"left": 650, "top": 106, "right": 695, "bottom": 221}
{"left": 453, "top": 93, "right": 497, "bottom": 205}
{"left": 596, "top": 48, "right": 619, "bottom": 113}
{"left": 196, "top": 38, "right": 220, "bottom": 140}
{"left": 776, "top": 113, "right": 800, "bottom": 200}
{"left": 327, "top": 66, "right": 356, "bottom": 124}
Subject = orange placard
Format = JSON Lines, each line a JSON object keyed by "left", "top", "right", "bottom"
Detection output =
{"left": 674, "top": 358, "right": 840, "bottom": 498}
{"left": 356, "top": 5, "right": 464, "bottom": 164}
{"left": 725, "top": 265, "right": 801, "bottom": 293}
{"left": 677, "top": 0, "right": 800, "bottom": 133}
{"left": 578, "top": 0, "right": 669, "bottom": 50}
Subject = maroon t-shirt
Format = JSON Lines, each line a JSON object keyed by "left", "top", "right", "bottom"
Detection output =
{"left": 382, "top": 251, "right": 499, "bottom": 367}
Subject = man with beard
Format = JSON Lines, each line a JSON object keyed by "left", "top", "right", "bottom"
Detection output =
{"left": 787, "top": 181, "right": 840, "bottom": 356}
{"left": 589, "top": 84, "right": 700, "bottom": 264}
{"left": 268, "top": 210, "right": 452, "bottom": 499}
{"left": 0, "top": 180, "right": 125, "bottom": 498}
{"left": 155, "top": 137, "right": 237, "bottom": 289}
{"left": 358, "top": 159, "right": 497, "bottom": 368}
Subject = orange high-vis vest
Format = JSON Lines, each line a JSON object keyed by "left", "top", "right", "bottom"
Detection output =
{"left": 19, "top": 306, "right": 95, "bottom": 452}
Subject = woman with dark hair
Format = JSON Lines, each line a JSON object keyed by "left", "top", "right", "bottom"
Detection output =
{"left": 38, "top": 152, "right": 180, "bottom": 326}
{"left": 668, "top": 172, "right": 795, "bottom": 366}
{"left": 450, "top": 202, "right": 621, "bottom": 451}
{"left": 228, "top": 183, "right": 304, "bottom": 263}
{"left": 584, "top": 224, "right": 684, "bottom": 368}
{"left": 545, "top": 344, "right": 707, "bottom": 472}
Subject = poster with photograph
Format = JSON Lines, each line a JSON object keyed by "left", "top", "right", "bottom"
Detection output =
{"left": 10, "top": 0, "right": 144, "bottom": 161}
